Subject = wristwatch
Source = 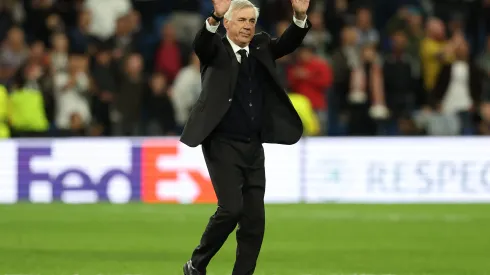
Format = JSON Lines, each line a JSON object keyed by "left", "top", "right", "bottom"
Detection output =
{"left": 210, "top": 11, "right": 223, "bottom": 22}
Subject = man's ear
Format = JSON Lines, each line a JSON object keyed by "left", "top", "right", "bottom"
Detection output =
{"left": 223, "top": 19, "right": 229, "bottom": 30}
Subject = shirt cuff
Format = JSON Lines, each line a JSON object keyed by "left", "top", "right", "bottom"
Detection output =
{"left": 293, "top": 15, "right": 308, "bottom": 28}
{"left": 205, "top": 19, "right": 220, "bottom": 33}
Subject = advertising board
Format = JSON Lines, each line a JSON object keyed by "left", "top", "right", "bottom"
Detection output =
{"left": 2, "top": 137, "right": 490, "bottom": 204}
{"left": 0, "top": 138, "right": 301, "bottom": 204}
{"left": 303, "top": 138, "right": 490, "bottom": 203}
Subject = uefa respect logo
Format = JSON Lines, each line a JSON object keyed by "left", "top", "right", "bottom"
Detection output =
{"left": 9, "top": 139, "right": 217, "bottom": 204}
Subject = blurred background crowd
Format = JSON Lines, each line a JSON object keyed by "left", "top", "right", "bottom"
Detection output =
{"left": 1, "top": 0, "right": 490, "bottom": 138}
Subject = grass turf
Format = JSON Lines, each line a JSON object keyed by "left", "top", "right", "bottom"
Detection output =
{"left": 0, "top": 203, "right": 489, "bottom": 275}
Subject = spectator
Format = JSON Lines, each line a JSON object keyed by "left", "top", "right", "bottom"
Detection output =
{"left": 53, "top": 54, "right": 91, "bottom": 132}
{"left": 420, "top": 18, "right": 458, "bottom": 94}
{"left": 0, "top": 84, "right": 8, "bottom": 138}
{"left": 287, "top": 44, "right": 333, "bottom": 135}
{"left": 90, "top": 42, "right": 117, "bottom": 136}
{"left": 109, "top": 15, "right": 137, "bottom": 68}
{"left": 68, "top": 9, "right": 94, "bottom": 54}
{"left": 476, "top": 35, "right": 490, "bottom": 93}
{"left": 478, "top": 101, "right": 490, "bottom": 135}
{"left": 49, "top": 32, "right": 69, "bottom": 73}
{"left": 113, "top": 53, "right": 145, "bottom": 136}
{"left": 355, "top": 7, "right": 379, "bottom": 46}
{"left": 383, "top": 30, "right": 418, "bottom": 135}
{"left": 347, "top": 44, "right": 388, "bottom": 136}
{"left": 127, "top": 9, "right": 145, "bottom": 54}
{"left": 386, "top": 6, "right": 424, "bottom": 61}
{"left": 0, "top": 27, "right": 29, "bottom": 84}
{"left": 24, "top": 0, "right": 61, "bottom": 46}
{"left": 145, "top": 72, "right": 176, "bottom": 136}
{"left": 8, "top": 62, "right": 49, "bottom": 137}
{"left": 302, "top": 10, "right": 332, "bottom": 59}
{"left": 128, "top": 9, "right": 142, "bottom": 35}
{"left": 288, "top": 91, "right": 321, "bottom": 136}
{"left": 447, "top": 13, "right": 466, "bottom": 39}
{"left": 404, "top": 7, "right": 424, "bottom": 70}
{"left": 168, "top": 0, "right": 204, "bottom": 46}
{"left": 171, "top": 52, "right": 201, "bottom": 131}
{"left": 386, "top": 5, "right": 411, "bottom": 36}
{"left": 58, "top": 112, "right": 87, "bottom": 137}
{"left": 28, "top": 40, "right": 49, "bottom": 67}
{"left": 259, "top": 0, "right": 295, "bottom": 33}
{"left": 330, "top": 26, "right": 360, "bottom": 135}
{"left": 431, "top": 41, "right": 482, "bottom": 135}
{"left": 26, "top": 40, "right": 55, "bottom": 123}
{"left": 154, "top": 23, "right": 188, "bottom": 83}
{"left": 84, "top": 0, "right": 132, "bottom": 40}
{"left": 0, "top": 1, "right": 14, "bottom": 42}
{"left": 323, "top": 0, "right": 353, "bottom": 51}
{"left": 53, "top": 0, "right": 85, "bottom": 30}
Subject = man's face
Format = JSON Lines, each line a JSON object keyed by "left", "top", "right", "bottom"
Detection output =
{"left": 224, "top": 7, "right": 256, "bottom": 47}
{"left": 297, "top": 47, "right": 313, "bottom": 63}
{"left": 357, "top": 9, "right": 372, "bottom": 29}
{"left": 392, "top": 32, "right": 407, "bottom": 50}
{"left": 408, "top": 14, "right": 422, "bottom": 27}
{"left": 341, "top": 27, "right": 358, "bottom": 46}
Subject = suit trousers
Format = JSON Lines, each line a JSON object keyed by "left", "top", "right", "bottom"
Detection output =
{"left": 191, "top": 134, "right": 266, "bottom": 275}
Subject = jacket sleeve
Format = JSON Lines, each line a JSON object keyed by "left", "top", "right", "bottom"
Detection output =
{"left": 192, "top": 21, "right": 221, "bottom": 65}
{"left": 269, "top": 19, "right": 312, "bottom": 60}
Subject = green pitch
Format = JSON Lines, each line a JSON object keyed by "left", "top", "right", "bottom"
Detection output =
{"left": 1, "top": 203, "right": 490, "bottom": 275}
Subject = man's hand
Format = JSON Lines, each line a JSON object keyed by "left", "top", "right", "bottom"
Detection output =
{"left": 291, "top": 0, "right": 310, "bottom": 20}
{"left": 212, "top": 0, "right": 231, "bottom": 17}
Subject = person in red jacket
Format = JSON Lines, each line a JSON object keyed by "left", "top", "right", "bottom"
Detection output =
{"left": 287, "top": 44, "right": 333, "bottom": 134}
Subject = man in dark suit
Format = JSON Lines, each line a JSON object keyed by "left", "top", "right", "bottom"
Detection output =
{"left": 181, "top": 0, "right": 311, "bottom": 274}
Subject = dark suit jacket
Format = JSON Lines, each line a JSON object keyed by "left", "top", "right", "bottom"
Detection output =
{"left": 180, "top": 19, "right": 311, "bottom": 147}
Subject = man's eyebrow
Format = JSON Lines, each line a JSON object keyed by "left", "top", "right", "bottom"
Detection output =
{"left": 238, "top": 17, "right": 255, "bottom": 21}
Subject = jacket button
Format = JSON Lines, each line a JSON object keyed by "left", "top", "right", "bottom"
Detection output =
{"left": 228, "top": 98, "right": 232, "bottom": 102}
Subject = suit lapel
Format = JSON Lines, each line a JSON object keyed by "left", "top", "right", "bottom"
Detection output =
{"left": 249, "top": 44, "right": 281, "bottom": 88}
{"left": 222, "top": 37, "right": 239, "bottom": 97}
{"left": 222, "top": 36, "right": 283, "bottom": 95}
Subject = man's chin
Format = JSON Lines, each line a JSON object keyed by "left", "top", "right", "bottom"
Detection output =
{"left": 240, "top": 38, "right": 252, "bottom": 44}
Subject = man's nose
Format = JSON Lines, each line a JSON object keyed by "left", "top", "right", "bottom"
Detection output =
{"left": 244, "top": 21, "right": 254, "bottom": 28}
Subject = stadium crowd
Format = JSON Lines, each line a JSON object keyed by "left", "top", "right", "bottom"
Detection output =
{"left": 0, "top": 0, "right": 489, "bottom": 138}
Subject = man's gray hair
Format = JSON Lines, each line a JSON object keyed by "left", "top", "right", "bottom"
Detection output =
{"left": 224, "top": 0, "right": 260, "bottom": 21}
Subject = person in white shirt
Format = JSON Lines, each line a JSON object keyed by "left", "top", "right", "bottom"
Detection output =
{"left": 53, "top": 55, "right": 91, "bottom": 130}
{"left": 84, "top": 0, "right": 131, "bottom": 40}
{"left": 170, "top": 53, "right": 202, "bottom": 130}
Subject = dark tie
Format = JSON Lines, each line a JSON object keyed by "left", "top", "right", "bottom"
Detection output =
{"left": 237, "top": 49, "right": 250, "bottom": 74}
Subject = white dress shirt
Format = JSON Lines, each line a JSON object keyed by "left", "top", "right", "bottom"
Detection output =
{"left": 204, "top": 16, "right": 308, "bottom": 63}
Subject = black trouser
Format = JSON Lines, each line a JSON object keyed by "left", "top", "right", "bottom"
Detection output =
{"left": 191, "top": 135, "right": 266, "bottom": 275}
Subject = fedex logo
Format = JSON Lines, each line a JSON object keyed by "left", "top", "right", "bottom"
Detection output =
{"left": 12, "top": 139, "right": 216, "bottom": 204}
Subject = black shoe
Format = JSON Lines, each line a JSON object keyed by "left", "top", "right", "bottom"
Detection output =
{"left": 183, "top": 260, "right": 204, "bottom": 275}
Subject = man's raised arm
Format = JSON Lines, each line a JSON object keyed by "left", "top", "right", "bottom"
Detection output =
{"left": 270, "top": 0, "right": 311, "bottom": 60}
{"left": 192, "top": 0, "right": 231, "bottom": 64}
